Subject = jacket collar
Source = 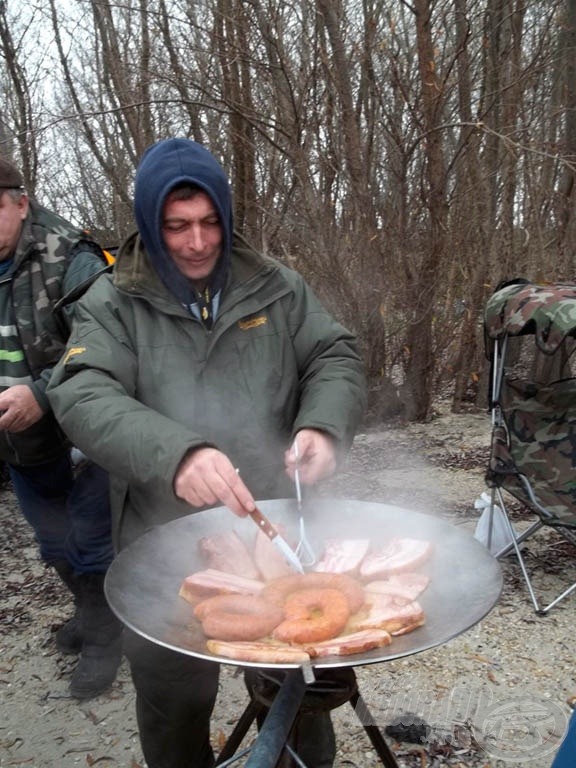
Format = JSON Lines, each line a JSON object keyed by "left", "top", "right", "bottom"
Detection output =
{"left": 113, "top": 230, "right": 278, "bottom": 315}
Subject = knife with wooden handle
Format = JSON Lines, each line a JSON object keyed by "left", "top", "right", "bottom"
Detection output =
{"left": 247, "top": 505, "right": 305, "bottom": 573}
{"left": 293, "top": 439, "right": 303, "bottom": 515}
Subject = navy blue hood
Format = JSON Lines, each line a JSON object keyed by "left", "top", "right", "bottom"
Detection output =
{"left": 134, "top": 138, "right": 233, "bottom": 310}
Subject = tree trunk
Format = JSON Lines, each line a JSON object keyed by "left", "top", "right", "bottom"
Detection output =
{"left": 404, "top": 0, "right": 448, "bottom": 421}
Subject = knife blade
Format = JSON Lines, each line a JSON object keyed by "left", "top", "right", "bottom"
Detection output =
{"left": 247, "top": 505, "right": 305, "bottom": 573}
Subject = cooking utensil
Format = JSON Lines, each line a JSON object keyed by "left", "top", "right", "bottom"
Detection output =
{"left": 247, "top": 504, "right": 304, "bottom": 574}
{"left": 236, "top": 465, "right": 304, "bottom": 573}
{"left": 293, "top": 438, "right": 316, "bottom": 567}
{"left": 105, "top": 498, "right": 502, "bottom": 669}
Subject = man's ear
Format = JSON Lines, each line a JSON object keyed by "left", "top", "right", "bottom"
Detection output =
{"left": 17, "top": 193, "right": 29, "bottom": 220}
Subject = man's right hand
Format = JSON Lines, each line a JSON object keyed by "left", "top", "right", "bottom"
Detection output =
{"left": 0, "top": 385, "right": 44, "bottom": 432}
{"left": 173, "top": 446, "right": 255, "bottom": 518}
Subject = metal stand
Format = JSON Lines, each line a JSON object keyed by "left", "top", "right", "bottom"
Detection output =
{"left": 215, "top": 667, "right": 399, "bottom": 768}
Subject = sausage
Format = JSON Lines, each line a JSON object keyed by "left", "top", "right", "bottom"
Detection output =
{"left": 194, "top": 594, "right": 284, "bottom": 641}
{"left": 261, "top": 572, "right": 365, "bottom": 614}
{"left": 272, "top": 587, "right": 350, "bottom": 644}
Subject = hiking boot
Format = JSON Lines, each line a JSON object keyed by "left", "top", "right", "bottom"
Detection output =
{"left": 70, "top": 635, "right": 123, "bottom": 699}
{"left": 55, "top": 615, "right": 83, "bottom": 655}
{"left": 70, "top": 572, "right": 123, "bottom": 700}
{"left": 52, "top": 561, "right": 83, "bottom": 655}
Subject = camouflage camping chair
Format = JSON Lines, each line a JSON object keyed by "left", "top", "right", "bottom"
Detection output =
{"left": 484, "top": 280, "right": 576, "bottom": 614}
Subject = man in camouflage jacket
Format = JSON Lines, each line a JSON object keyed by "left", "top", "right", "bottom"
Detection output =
{"left": 0, "top": 156, "right": 122, "bottom": 700}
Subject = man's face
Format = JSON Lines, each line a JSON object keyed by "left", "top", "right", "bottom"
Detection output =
{"left": 162, "top": 190, "right": 223, "bottom": 288}
{"left": 0, "top": 191, "right": 28, "bottom": 261}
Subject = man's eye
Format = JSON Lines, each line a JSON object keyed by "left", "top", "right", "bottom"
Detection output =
{"left": 163, "top": 223, "right": 186, "bottom": 233}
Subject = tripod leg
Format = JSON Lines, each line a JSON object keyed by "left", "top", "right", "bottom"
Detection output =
{"left": 216, "top": 698, "right": 265, "bottom": 765}
{"left": 245, "top": 669, "right": 307, "bottom": 768}
{"left": 349, "top": 690, "right": 400, "bottom": 768}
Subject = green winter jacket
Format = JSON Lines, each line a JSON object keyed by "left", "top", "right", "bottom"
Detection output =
{"left": 0, "top": 200, "right": 109, "bottom": 465}
{"left": 47, "top": 232, "right": 366, "bottom": 549}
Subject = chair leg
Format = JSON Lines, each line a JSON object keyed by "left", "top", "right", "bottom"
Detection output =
{"left": 536, "top": 581, "right": 576, "bottom": 615}
{"left": 494, "top": 488, "right": 576, "bottom": 614}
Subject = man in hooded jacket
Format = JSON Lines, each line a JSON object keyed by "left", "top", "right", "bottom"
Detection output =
{"left": 47, "top": 138, "right": 367, "bottom": 768}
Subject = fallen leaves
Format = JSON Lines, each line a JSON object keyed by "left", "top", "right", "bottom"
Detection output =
{"left": 86, "top": 755, "right": 114, "bottom": 766}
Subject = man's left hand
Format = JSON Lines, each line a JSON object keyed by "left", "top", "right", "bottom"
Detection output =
{"left": 0, "top": 385, "right": 44, "bottom": 432}
{"left": 284, "top": 428, "right": 337, "bottom": 485}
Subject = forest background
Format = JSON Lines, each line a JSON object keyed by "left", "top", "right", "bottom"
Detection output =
{"left": 0, "top": 0, "right": 574, "bottom": 423}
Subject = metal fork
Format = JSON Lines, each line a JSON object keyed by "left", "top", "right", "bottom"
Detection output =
{"left": 293, "top": 438, "right": 316, "bottom": 567}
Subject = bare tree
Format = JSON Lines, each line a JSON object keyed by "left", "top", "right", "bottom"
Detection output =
{"left": 0, "top": 0, "right": 573, "bottom": 421}
{"left": 555, "top": 0, "right": 576, "bottom": 274}
{"left": 0, "top": 1, "right": 41, "bottom": 190}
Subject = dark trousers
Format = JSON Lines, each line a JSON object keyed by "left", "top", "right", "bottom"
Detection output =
{"left": 244, "top": 667, "right": 337, "bottom": 768}
{"left": 124, "top": 631, "right": 337, "bottom": 768}
{"left": 9, "top": 454, "right": 114, "bottom": 573}
{"left": 124, "top": 630, "right": 219, "bottom": 768}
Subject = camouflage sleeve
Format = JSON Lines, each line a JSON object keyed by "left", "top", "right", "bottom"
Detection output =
{"left": 30, "top": 247, "right": 109, "bottom": 411}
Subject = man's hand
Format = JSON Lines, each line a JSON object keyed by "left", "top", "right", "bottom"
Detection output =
{"left": 173, "top": 446, "right": 256, "bottom": 518}
{"left": 284, "top": 428, "right": 337, "bottom": 485}
{"left": 0, "top": 385, "right": 44, "bottom": 432}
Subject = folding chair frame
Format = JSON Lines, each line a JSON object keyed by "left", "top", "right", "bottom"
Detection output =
{"left": 488, "top": 337, "right": 576, "bottom": 615}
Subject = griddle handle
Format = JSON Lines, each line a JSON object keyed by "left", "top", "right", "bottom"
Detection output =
{"left": 244, "top": 668, "right": 307, "bottom": 768}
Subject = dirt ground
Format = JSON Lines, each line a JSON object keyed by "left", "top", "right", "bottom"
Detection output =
{"left": 1, "top": 402, "right": 575, "bottom": 768}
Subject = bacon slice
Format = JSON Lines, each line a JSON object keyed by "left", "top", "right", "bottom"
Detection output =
{"left": 364, "top": 573, "right": 430, "bottom": 601}
{"left": 304, "top": 629, "right": 392, "bottom": 658}
{"left": 359, "top": 538, "right": 433, "bottom": 579}
{"left": 199, "top": 531, "right": 261, "bottom": 579}
{"left": 347, "top": 593, "right": 425, "bottom": 636}
{"left": 253, "top": 527, "right": 296, "bottom": 580}
{"left": 206, "top": 639, "right": 311, "bottom": 664}
{"left": 314, "top": 538, "right": 370, "bottom": 574}
{"left": 179, "top": 569, "right": 265, "bottom": 605}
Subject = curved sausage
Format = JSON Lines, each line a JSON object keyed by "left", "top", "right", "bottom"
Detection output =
{"left": 272, "top": 587, "right": 350, "bottom": 644}
{"left": 194, "top": 594, "right": 284, "bottom": 641}
{"left": 261, "top": 572, "right": 365, "bottom": 613}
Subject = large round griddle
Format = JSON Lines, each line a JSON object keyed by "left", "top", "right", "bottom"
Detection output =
{"left": 105, "top": 499, "right": 502, "bottom": 669}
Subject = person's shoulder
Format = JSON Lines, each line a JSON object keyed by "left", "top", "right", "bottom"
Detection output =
{"left": 28, "top": 200, "right": 107, "bottom": 263}
{"left": 258, "top": 252, "right": 310, "bottom": 295}
{"left": 232, "top": 234, "right": 305, "bottom": 283}
{"left": 268, "top": 257, "right": 303, "bottom": 281}
{"left": 78, "top": 272, "right": 119, "bottom": 309}
{"left": 70, "top": 239, "right": 107, "bottom": 261}
{"left": 29, "top": 199, "right": 83, "bottom": 240}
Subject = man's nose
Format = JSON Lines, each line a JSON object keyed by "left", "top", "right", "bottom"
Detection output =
{"left": 187, "top": 225, "right": 204, "bottom": 250}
